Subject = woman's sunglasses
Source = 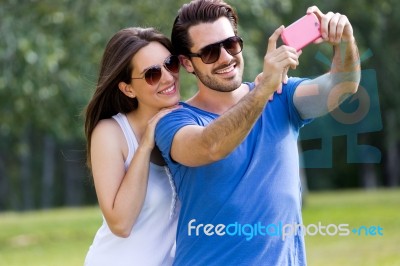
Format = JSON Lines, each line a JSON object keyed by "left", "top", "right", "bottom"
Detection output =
{"left": 131, "top": 55, "right": 180, "bottom": 85}
{"left": 187, "top": 36, "right": 243, "bottom": 64}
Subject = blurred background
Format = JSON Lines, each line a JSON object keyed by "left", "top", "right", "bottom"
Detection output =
{"left": 1, "top": 0, "right": 399, "bottom": 265}
{"left": 1, "top": 0, "right": 398, "bottom": 212}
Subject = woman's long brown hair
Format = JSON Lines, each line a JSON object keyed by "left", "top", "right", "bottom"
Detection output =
{"left": 84, "top": 27, "right": 173, "bottom": 169}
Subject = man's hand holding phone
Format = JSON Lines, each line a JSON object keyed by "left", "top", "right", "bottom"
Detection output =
{"left": 281, "top": 13, "right": 321, "bottom": 51}
{"left": 281, "top": 6, "right": 355, "bottom": 51}
{"left": 306, "top": 6, "right": 354, "bottom": 45}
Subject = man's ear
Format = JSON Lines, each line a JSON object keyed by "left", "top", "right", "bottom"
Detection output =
{"left": 179, "top": 55, "right": 195, "bottom": 74}
{"left": 118, "top": 82, "right": 136, "bottom": 98}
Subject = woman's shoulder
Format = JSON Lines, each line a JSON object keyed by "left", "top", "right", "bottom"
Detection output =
{"left": 91, "top": 117, "right": 128, "bottom": 160}
{"left": 92, "top": 118, "right": 124, "bottom": 144}
{"left": 94, "top": 117, "right": 120, "bottom": 132}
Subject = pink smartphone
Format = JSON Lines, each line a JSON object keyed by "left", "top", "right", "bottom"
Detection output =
{"left": 281, "top": 13, "right": 321, "bottom": 51}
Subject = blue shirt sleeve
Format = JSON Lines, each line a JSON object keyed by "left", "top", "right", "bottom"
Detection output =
{"left": 246, "top": 77, "right": 312, "bottom": 130}
{"left": 155, "top": 105, "right": 213, "bottom": 173}
{"left": 156, "top": 109, "right": 187, "bottom": 168}
{"left": 283, "top": 77, "right": 313, "bottom": 129}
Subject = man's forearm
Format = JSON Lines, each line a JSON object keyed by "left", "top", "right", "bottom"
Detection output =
{"left": 294, "top": 39, "right": 361, "bottom": 119}
{"left": 328, "top": 38, "right": 362, "bottom": 107}
{"left": 201, "top": 84, "right": 270, "bottom": 161}
{"left": 332, "top": 37, "right": 361, "bottom": 75}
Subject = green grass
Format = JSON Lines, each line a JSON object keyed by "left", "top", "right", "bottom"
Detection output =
{"left": 0, "top": 189, "right": 399, "bottom": 266}
{"left": 0, "top": 207, "right": 102, "bottom": 266}
{"left": 302, "top": 189, "right": 400, "bottom": 266}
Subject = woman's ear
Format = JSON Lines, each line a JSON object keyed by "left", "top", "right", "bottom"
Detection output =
{"left": 118, "top": 82, "right": 136, "bottom": 98}
{"left": 179, "top": 55, "right": 195, "bottom": 74}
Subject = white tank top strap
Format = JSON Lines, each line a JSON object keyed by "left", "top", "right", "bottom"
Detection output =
{"left": 112, "top": 113, "right": 139, "bottom": 169}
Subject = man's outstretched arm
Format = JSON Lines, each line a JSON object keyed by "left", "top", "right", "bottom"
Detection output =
{"left": 294, "top": 6, "right": 361, "bottom": 119}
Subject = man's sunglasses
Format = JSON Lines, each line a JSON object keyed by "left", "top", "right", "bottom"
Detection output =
{"left": 186, "top": 36, "right": 243, "bottom": 64}
{"left": 131, "top": 55, "right": 180, "bottom": 85}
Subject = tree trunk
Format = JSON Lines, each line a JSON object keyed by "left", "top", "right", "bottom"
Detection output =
{"left": 0, "top": 152, "right": 7, "bottom": 211}
{"left": 385, "top": 111, "right": 400, "bottom": 187}
{"left": 360, "top": 164, "right": 378, "bottom": 188}
{"left": 63, "top": 148, "right": 84, "bottom": 206}
{"left": 41, "top": 134, "right": 55, "bottom": 209}
{"left": 20, "top": 127, "right": 33, "bottom": 210}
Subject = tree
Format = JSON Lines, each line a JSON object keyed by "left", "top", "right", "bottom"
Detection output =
{"left": 0, "top": 0, "right": 190, "bottom": 211}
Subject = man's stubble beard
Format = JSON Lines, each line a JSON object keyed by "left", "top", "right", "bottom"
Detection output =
{"left": 193, "top": 59, "right": 244, "bottom": 93}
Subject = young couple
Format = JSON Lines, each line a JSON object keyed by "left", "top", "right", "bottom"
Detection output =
{"left": 84, "top": 0, "right": 360, "bottom": 265}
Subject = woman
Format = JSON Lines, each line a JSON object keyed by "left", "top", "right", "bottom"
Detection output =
{"left": 84, "top": 27, "right": 180, "bottom": 266}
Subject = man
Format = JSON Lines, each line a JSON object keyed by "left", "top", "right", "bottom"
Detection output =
{"left": 156, "top": 0, "right": 360, "bottom": 265}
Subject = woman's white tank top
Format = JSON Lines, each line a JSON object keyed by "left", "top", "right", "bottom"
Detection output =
{"left": 85, "top": 113, "right": 179, "bottom": 266}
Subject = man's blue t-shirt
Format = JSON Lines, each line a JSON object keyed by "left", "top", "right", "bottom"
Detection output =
{"left": 156, "top": 78, "right": 310, "bottom": 266}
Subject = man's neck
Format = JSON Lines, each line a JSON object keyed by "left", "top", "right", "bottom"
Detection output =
{"left": 186, "top": 83, "right": 250, "bottom": 115}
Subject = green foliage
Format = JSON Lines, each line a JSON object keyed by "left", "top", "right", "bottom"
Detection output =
{"left": 0, "top": 0, "right": 193, "bottom": 143}
{"left": 0, "top": 0, "right": 194, "bottom": 211}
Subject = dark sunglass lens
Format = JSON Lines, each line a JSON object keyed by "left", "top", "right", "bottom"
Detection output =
{"left": 201, "top": 44, "right": 220, "bottom": 64}
{"left": 224, "top": 37, "right": 242, "bottom": 55}
{"left": 165, "top": 56, "right": 180, "bottom": 73}
{"left": 145, "top": 66, "right": 162, "bottom": 85}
